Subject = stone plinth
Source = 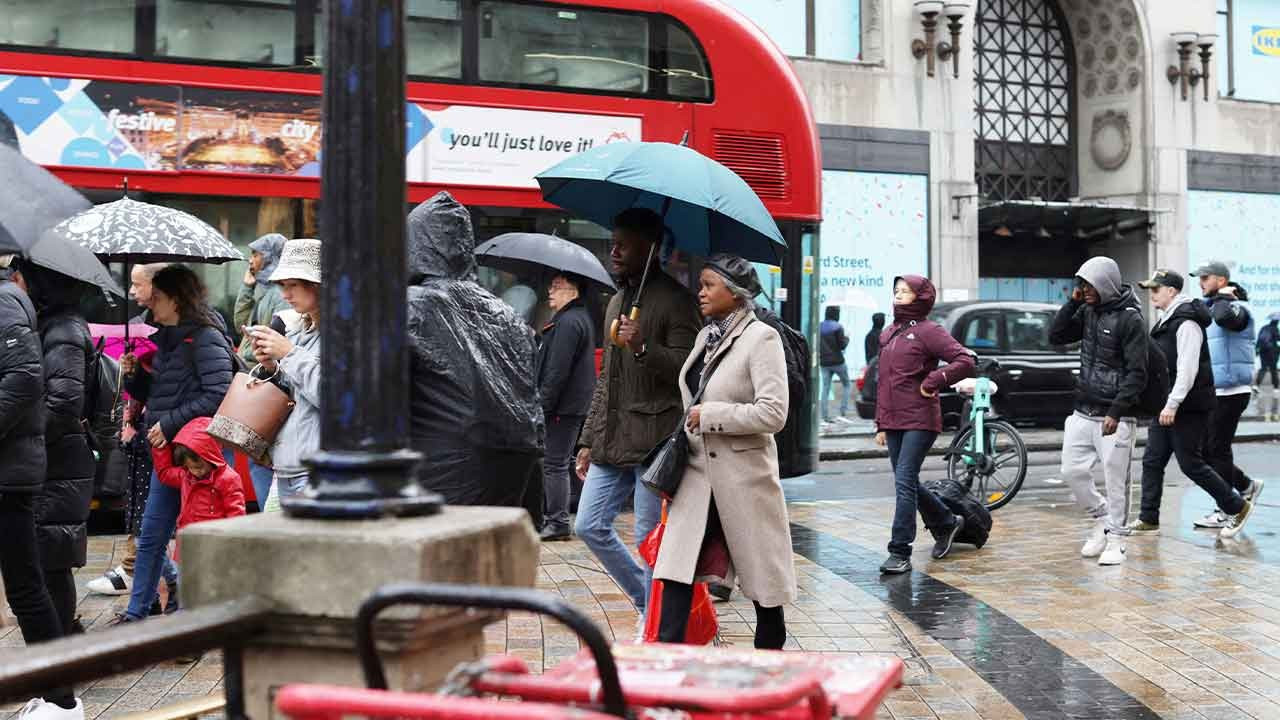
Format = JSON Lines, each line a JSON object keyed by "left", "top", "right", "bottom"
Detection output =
{"left": 180, "top": 506, "right": 538, "bottom": 718}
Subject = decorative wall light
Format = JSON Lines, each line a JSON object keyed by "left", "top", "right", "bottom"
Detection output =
{"left": 1167, "top": 32, "right": 1216, "bottom": 102}
{"left": 913, "top": 1, "right": 971, "bottom": 78}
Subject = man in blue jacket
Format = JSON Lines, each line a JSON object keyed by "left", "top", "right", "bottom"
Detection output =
{"left": 1193, "top": 261, "right": 1264, "bottom": 530}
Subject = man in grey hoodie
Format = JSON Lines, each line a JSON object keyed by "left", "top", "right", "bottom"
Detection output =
{"left": 1049, "top": 256, "right": 1148, "bottom": 565}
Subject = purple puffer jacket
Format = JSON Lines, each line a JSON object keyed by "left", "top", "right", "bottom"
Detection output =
{"left": 875, "top": 275, "right": 975, "bottom": 433}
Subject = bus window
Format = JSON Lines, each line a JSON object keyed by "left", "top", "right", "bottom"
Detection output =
{"left": 157, "top": 0, "right": 297, "bottom": 65}
{"left": 662, "top": 20, "right": 711, "bottom": 101}
{"left": 477, "top": 1, "right": 649, "bottom": 94}
{"left": 316, "top": 0, "right": 462, "bottom": 79}
{"left": 1, "top": 0, "right": 137, "bottom": 54}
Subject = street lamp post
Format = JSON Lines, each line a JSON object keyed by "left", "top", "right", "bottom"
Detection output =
{"left": 284, "top": 0, "right": 442, "bottom": 518}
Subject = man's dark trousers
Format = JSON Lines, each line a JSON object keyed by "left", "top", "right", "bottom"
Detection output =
{"left": 1206, "top": 393, "right": 1253, "bottom": 494}
{"left": 1140, "top": 409, "right": 1244, "bottom": 525}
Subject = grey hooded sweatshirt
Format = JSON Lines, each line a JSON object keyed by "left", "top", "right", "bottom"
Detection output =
{"left": 1050, "top": 256, "right": 1149, "bottom": 418}
{"left": 234, "top": 233, "right": 291, "bottom": 364}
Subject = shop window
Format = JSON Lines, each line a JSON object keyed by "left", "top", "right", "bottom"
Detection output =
{"left": 1221, "top": 0, "right": 1280, "bottom": 103}
{"left": 0, "top": 0, "right": 136, "bottom": 54}
{"left": 157, "top": 0, "right": 297, "bottom": 65}
{"left": 477, "top": 1, "right": 649, "bottom": 93}
{"left": 721, "top": 0, "right": 861, "bottom": 62}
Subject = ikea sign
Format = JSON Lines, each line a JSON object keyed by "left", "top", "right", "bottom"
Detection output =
{"left": 1253, "top": 26, "right": 1280, "bottom": 57}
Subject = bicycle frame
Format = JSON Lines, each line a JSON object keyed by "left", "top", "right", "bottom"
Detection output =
{"left": 957, "top": 377, "right": 994, "bottom": 464}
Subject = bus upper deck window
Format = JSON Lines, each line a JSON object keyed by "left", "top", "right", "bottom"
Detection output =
{"left": 157, "top": 0, "right": 295, "bottom": 65}
{"left": 1, "top": 0, "right": 137, "bottom": 54}
{"left": 477, "top": 1, "right": 649, "bottom": 94}
{"left": 662, "top": 20, "right": 712, "bottom": 101}
{"left": 317, "top": 0, "right": 462, "bottom": 79}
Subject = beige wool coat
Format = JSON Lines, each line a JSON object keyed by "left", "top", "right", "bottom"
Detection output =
{"left": 652, "top": 312, "right": 798, "bottom": 609}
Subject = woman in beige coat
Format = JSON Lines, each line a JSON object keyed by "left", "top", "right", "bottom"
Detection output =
{"left": 653, "top": 254, "right": 797, "bottom": 649}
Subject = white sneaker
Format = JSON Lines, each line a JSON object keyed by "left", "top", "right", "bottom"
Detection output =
{"left": 1246, "top": 478, "right": 1266, "bottom": 504}
{"left": 16, "top": 699, "right": 84, "bottom": 720}
{"left": 1081, "top": 519, "right": 1107, "bottom": 558}
{"left": 1194, "top": 510, "right": 1229, "bottom": 529}
{"left": 1220, "top": 500, "right": 1255, "bottom": 540}
{"left": 632, "top": 615, "right": 647, "bottom": 644}
{"left": 1098, "top": 535, "right": 1126, "bottom": 565}
{"left": 85, "top": 565, "right": 131, "bottom": 596}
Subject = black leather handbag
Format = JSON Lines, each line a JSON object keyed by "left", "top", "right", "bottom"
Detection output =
{"left": 640, "top": 321, "right": 750, "bottom": 500}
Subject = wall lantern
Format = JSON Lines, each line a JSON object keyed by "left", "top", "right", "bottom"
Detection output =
{"left": 1167, "top": 32, "right": 1217, "bottom": 102}
{"left": 912, "top": 1, "right": 971, "bottom": 79}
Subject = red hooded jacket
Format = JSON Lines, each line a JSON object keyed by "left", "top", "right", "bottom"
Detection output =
{"left": 875, "top": 276, "right": 976, "bottom": 433}
{"left": 153, "top": 417, "right": 246, "bottom": 533}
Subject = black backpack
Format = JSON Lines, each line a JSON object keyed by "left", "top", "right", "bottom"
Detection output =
{"left": 753, "top": 307, "right": 812, "bottom": 478}
{"left": 924, "top": 478, "right": 992, "bottom": 548}
{"left": 82, "top": 337, "right": 122, "bottom": 457}
{"left": 1132, "top": 309, "right": 1171, "bottom": 417}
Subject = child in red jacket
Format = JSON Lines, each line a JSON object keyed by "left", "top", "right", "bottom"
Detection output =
{"left": 153, "top": 417, "right": 246, "bottom": 560}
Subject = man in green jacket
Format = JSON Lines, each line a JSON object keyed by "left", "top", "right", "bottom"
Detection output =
{"left": 573, "top": 208, "right": 700, "bottom": 625}
{"left": 233, "top": 233, "right": 290, "bottom": 508}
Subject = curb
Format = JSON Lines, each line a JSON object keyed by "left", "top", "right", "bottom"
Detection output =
{"left": 819, "top": 432, "right": 1280, "bottom": 462}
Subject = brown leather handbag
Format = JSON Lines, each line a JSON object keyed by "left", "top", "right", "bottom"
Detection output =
{"left": 207, "top": 365, "right": 295, "bottom": 466}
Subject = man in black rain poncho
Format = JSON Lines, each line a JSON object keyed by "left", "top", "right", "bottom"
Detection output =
{"left": 406, "top": 192, "right": 546, "bottom": 517}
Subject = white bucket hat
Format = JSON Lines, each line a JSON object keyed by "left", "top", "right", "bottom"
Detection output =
{"left": 270, "top": 238, "right": 321, "bottom": 284}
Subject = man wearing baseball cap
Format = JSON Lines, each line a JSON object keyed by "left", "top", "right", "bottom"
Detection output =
{"left": 1132, "top": 270, "right": 1252, "bottom": 537}
{"left": 1191, "top": 260, "right": 1263, "bottom": 530}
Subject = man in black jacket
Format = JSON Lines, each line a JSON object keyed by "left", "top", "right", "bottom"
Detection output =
{"left": 818, "top": 306, "right": 850, "bottom": 421}
{"left": 1049, "top": 256, "right": 1147, "bottom": 566}
{"left": 12, "top": 260, "right": 97, "bottom": 638}
{"left": 535, "top": 273, "right": 596, "bottom": 540}
{"left": 865, "top": 312, "right": 886, "bottom": 364}
{"left": 0, "top": 256, "right": 81, "bottom": 718}
{"left": 1133, "top": 270, "right": 1252, "bottom": 538}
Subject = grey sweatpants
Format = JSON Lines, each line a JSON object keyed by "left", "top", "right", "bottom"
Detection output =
{"left": 1060, "top": 412, "right": 1137, "bottom": 535}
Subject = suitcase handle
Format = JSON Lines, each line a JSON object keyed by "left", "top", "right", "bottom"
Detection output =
{"left": 356, "top": 582, "right": 628, "bottom": 718}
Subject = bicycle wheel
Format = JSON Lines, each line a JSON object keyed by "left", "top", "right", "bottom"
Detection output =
{"left": 945, "top": 419, "right": 1028, "bottom": 511}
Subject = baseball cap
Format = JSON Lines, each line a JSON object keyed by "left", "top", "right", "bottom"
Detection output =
{"left": 1192, "top": 260, "right": 1230, "bottom": 279}
{"left": 1138, "top": 269, "right": 1184, "bottom": 291}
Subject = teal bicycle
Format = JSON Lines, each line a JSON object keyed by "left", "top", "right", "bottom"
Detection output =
{"left": 943, "top": 360, "right": 1029, "bottom": 511}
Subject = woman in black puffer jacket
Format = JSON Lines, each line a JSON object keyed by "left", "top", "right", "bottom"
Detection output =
{"left": 14, "top": 260, "right": 96, "bottom": 632}
{"left": 117, "top": 266, "right": 233, "bottom": 622}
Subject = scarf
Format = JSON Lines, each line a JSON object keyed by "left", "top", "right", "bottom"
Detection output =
{"left": 704, "top": 310, "right": 741, "bottom": 359}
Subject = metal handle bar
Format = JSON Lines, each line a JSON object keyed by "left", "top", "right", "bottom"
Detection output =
{"left": 355, "top": 582, "right": 628, "bottom": 718}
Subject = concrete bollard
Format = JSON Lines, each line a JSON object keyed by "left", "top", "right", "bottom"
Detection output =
{"left": 180, "top": 506, "right": 538, "bottom": 718}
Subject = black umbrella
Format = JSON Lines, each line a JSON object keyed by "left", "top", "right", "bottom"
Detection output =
{"left": 0, "top": 145, "right": 123, "bottom": 296}
{"left": 475, "top": 233, "right": 616, "bottom": 292}
{"left": 45, "top": 196, "right": 243, "bottom": 264}
{"left": 0, "top": 143, "right": 92, "bottom": 255}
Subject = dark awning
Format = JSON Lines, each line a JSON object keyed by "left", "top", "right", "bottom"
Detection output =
{"left": 978, "top": 200, "right": 1168, "bottom": 241}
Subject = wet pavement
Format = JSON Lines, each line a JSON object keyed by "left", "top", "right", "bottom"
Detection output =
{"left": 5, "top": 439, "right": 1280, "bottom": 719}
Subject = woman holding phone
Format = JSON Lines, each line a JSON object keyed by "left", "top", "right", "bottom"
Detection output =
{"left": 242, "top": 238, "right": 322, "bottom": 510}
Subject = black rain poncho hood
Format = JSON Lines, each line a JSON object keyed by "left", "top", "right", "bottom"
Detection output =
{"left": 404, "top": 192, "right": 544, "bottom": 506}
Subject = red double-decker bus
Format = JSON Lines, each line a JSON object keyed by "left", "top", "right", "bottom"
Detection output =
{"left": 0, "top": 0, "right": 821, "bottom": 470}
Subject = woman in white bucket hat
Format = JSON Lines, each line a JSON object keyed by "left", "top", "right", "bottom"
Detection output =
{"left": 245, "top": 238, "right": 322, "bottom": 510}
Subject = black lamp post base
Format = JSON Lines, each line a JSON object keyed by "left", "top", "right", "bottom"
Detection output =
{"left": 283, "top": 449, "right": 443, "bottom": 519}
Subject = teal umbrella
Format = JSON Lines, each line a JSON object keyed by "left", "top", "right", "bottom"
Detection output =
{"left": 536, "top": 141, "right": 785, "bottom": 265}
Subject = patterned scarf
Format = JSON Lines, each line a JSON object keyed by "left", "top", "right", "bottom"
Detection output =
{"left": 704, "top": 310, "right": 741, "bottom": 359}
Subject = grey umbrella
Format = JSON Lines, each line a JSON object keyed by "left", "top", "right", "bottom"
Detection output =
{"left": 0, "top": 143, "right": 92, "bottom": 255}
{"left": 475, "top": 233, "right": 616, "bottom": 292}
{"left": 45, "top": 196, "right": 243, "bottom": 264}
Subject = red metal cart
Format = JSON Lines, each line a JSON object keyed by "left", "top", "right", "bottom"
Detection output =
{"left": 275, "top": 583, "right": 903, "bottom": 720}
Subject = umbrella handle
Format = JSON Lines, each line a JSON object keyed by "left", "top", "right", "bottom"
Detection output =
{"left": 609, "top": 306, "right": 640, "bottom": 348}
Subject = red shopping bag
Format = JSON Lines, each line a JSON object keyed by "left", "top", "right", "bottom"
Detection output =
{"left": 640, "top": 502, "right": 718, "bottom": 645}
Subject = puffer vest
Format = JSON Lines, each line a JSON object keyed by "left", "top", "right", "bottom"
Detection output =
{"left": 1151, "top": 305, "right": 1215, "bottom": 412}
{"left": 1204, "top": 298, "right": 1256, "bottom": 389}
